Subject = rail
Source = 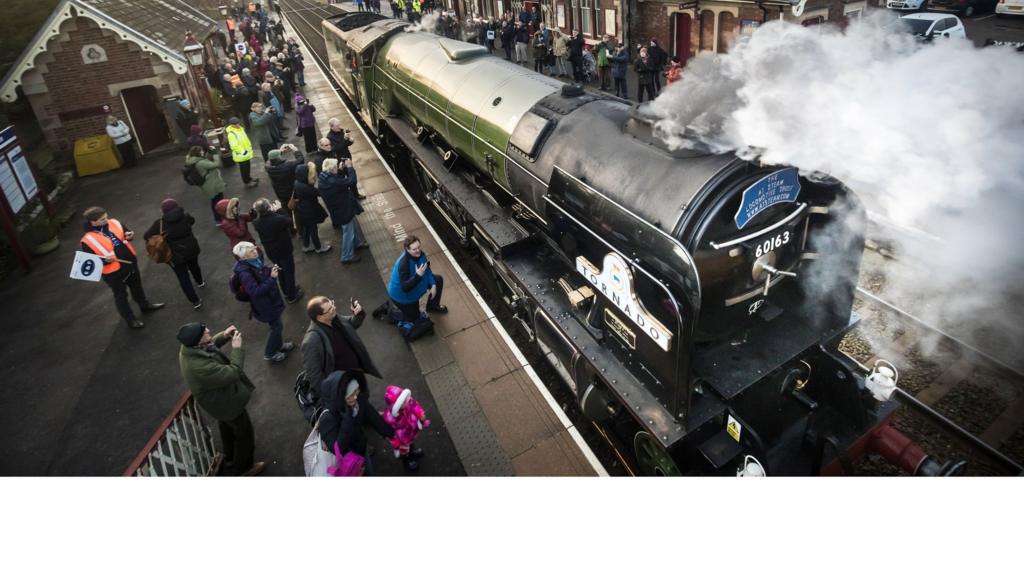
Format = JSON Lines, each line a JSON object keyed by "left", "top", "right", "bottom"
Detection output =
{"left": 122, "top": 392, "right": 219, "bottom": 477}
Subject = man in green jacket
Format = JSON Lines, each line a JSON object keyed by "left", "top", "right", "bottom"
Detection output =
{"left": 178, "top": 322, "right": 266, "bottom": 476}
{"left": 185, "top": 146, "right": 228, "bottom": 224}
{"left": 248, "top": 102, "right": 277, "bottom": 163}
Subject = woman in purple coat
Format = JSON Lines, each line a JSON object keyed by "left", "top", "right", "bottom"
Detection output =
{"left": 295, "top": 95, "right": 318, "bottom": 153}
{"left": 231, "top": 241, "right": 294, "bottom": 362}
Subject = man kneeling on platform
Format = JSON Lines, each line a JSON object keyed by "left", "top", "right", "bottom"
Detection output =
{"left": 385, "top": 235, "right": 447, "bottom": 324}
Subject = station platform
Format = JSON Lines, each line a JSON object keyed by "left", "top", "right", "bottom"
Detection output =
{"left": 0, "top": 6, "right": 602, "bottom": 477}
{"left": 284, "top": 12, "right": 604, "bottom": 475}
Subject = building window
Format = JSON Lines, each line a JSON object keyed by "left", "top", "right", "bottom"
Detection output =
{"left": 581, "top": 0, "right": 591, "bottom": 36}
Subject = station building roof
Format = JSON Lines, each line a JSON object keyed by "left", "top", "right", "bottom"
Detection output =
{"left": 1, "top": 0, "right": 221, "bottom": 102}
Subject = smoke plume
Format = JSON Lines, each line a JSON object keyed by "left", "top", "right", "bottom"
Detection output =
{"left": 647, "top": 14, "right": 1024, "bottom": 369}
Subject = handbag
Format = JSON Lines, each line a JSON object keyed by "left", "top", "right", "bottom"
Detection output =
{"left": 287, "top": 191, "right": 298, "bottom": 211}
{"left": 145, "top": 219, "right": 172, "bottom": 264}
{"left": 302, "top": 412, "right": 335, "bottom": 477}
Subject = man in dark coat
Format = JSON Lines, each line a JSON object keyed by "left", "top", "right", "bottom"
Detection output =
{"left": 178, "top": 322, "right": 265, "bottom": 476}
{"left": 301, "top": 295, "right": 380, "bottom": 393}
{"left": 309, "top": 137, "right": 339, "bottom": 174}
{"left": 263, "top": 144, "right": 305, "bottom": 215}
{"left": 647, "top": 39, "right": 668, "bottom": 95}
{"left": 326, "top": 117, "right": 354, "bottom": 159}
{"left": 252, "top": 198, "right": 303, "bottom": 304}
{"left": 568, "top": 31, "right": 585, "bottom": 82}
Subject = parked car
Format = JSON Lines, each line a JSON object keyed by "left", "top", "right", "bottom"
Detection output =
{"left": 887, "top": 0, "right": 929, "bottom": 11}
{"left": 928, "top": 0, "right": 998, "bottom": 17}
{"left": 898, "top": 13, "right": 968, "bottom": 40}
{"left": 996, "top": 0, "right": 1024, "bottom": 16}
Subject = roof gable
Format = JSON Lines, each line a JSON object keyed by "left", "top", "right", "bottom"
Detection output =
{"left": 1, "top": 0, "right": 221, "bottom": 102}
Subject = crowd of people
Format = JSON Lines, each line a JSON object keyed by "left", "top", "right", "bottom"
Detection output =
{"left": 78, "top": 3, "right": 451, "bottom": 477}
{"left": 435, "top": 7, "right": 683, "bottom": 103}
{"left": 78, "top": 2, "right": 690, "bottom": 478}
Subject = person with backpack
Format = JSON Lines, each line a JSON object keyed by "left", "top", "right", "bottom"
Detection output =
{"left": 231, "top": 241, "right": 294, "bottom": 362}
{"left": 184, "top": 146, "right": 227, "bottom": 225}
{"left": 143, "top": 198, "right": 204, "bottom": 309}
{"left": 387, "top": 235, "right": 447, "bottom": 326}
{"left": 177, "top": 321, "right": 266, "bottom": 476}
{"left": 225, "top": 117, "right": 259, "bottom": 188}
{"left": 214, "top": 197, "right": 256, "bottom": 249}
{"left": 252, "top": 198, "right": 303, "bottom": 304}
{"left": 292, "top": 162, "right": 331, "bottom": 253}
{"left": 301, "top": 295, "right": 379, "bottom": 397}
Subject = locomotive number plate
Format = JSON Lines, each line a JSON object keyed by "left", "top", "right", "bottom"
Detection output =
{"left": 604, "top": 309, "right": 636, "bottom": 350}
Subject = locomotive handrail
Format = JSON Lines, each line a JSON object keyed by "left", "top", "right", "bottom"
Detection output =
{"left": 709, "top": 203, "right": 808, "bottom": 250}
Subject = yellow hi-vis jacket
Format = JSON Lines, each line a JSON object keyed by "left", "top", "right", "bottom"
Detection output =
{"left": 225, "top": 124, "right": 253, "bottom": 163}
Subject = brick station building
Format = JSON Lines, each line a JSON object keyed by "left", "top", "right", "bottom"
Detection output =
{"left": 468, "top": 0, "right": 867, "bottom": 63}
{"left": 0, "top": 0, "right": 220, "bottom": 159}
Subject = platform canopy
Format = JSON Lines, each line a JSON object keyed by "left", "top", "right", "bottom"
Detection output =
{"left": 1, "top": 0, "right": 221, "bottom": 102}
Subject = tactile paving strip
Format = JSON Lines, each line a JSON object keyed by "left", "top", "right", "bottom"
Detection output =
{"left": 425, "top": 363, "right": 514, "bottom": 476}
{"left": 355, "top": 166, "right": 513, "bottom": 476}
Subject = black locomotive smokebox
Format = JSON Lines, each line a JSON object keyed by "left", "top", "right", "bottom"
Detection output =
{"left": 561, "top": 84, "right": 585, "bottom": 97}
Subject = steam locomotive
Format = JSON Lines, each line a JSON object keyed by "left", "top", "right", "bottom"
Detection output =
{"left": 321, "top": 12, "right": 956, "bottom": 475}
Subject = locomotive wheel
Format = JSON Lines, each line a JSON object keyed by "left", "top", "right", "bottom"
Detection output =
{"left": 633, "top": 431, "right": 681, "bottom": 476}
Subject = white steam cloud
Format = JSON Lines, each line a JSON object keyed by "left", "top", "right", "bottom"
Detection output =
{"left": 647, "top": 15, "right": 1024, "bottom": 370}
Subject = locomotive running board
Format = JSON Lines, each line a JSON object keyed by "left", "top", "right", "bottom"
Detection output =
{"left": 383, "top": 116, "right": 532, "bottom": 253}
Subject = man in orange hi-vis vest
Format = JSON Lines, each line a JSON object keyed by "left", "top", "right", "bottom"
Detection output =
{"left": 80, "top": 206, "right": 164, "bottom": 329}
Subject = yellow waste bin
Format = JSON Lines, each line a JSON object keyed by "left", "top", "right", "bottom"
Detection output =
{"left": 74, "top": 134, "right": 121, "bottom": 176}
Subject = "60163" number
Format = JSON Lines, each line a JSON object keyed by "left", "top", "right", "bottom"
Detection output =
{"left": 755, "top": 230, "right": 791, "bottom": 258}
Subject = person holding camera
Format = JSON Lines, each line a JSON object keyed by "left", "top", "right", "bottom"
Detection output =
{"left": 185, "top": 145, "right": 228, "bottom": 224}
{"left": 326, "top": 117, "right": 354, "bottom": 159}
{"left": 231, "top": 241, "right": 294, "bottom": 362}
{"left": 386, "top": 235, "right": 447, "bottom": 324}
{"left": 301, "top": 295, "right": 380, "bottom": 395}
{"left": 318, "top": 158, "right": 367, "bottom": 264}
{"left": 248, "top": 101, "right": 278, "bottom": 162}
{"left": 252, "top": 198, "right": 303, "bottom": 304}
{"left": 177, "top": 322, "right": 266, "bottom": 476}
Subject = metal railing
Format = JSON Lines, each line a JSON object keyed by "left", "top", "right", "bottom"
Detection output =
{"left": 123, "top": 392, "right": 220, "bottom": 477}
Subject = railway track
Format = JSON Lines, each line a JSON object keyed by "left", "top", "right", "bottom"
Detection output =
{"left": 279, "top": 0, "right": 1023, "bottom": 475}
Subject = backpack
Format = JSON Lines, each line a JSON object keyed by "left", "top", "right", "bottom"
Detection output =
{"left": 145, "top": 220, "right": 173, "bottom": 264}
{"left": 182, "top": 163, "right": 206, "bottom": 186}
{"left": 294, "top": 370, "right": 325, "bottom": 426}
{"left": 228, "top": 268, "right": 253, "bottom": 302}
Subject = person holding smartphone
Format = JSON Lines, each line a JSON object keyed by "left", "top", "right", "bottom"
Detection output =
{"left": 177, "top": 322, "right": 266, "bottom": 476}
{"left": 386, "top": 235, "right": 447, "bottom": 324}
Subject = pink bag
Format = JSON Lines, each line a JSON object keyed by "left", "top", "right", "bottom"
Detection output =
{"left": 327, "top": 442, "right": 365, "bottom": 477}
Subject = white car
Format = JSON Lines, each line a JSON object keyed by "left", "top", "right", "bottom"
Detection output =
{"left": 887, "top": 0, "right": 928, "bottom": 10}
{"left": 899, "top": 13, "right": 967, "bottom": 40}
{"left": 996, "top": 0, "right": 1024, "bottom": 16}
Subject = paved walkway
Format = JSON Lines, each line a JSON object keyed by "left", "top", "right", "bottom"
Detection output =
{"left": 286, "top": 7, "right": 603, "bottom": 475}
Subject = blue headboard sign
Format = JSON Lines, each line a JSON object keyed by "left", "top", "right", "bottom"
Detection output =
{"left": 734, "top": 167, "right": 801, "bottom": 230}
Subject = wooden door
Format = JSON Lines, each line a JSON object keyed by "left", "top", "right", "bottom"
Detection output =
{"left": 120, "top": 85, "right": 169, "bottom": 154}
{"left": 674, "top": 13, "right": 692, "bottom": 65}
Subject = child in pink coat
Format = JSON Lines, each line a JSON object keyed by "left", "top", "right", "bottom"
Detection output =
{"left": 382, "top": 385, "right": 430, "bottom": 471}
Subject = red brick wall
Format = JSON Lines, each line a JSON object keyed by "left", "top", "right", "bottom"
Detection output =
{"left": 33, "top": 17, "right": 173, "bottom": 153}
{"left": 638, "top": 3, "right": 670, "bottom": 51}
